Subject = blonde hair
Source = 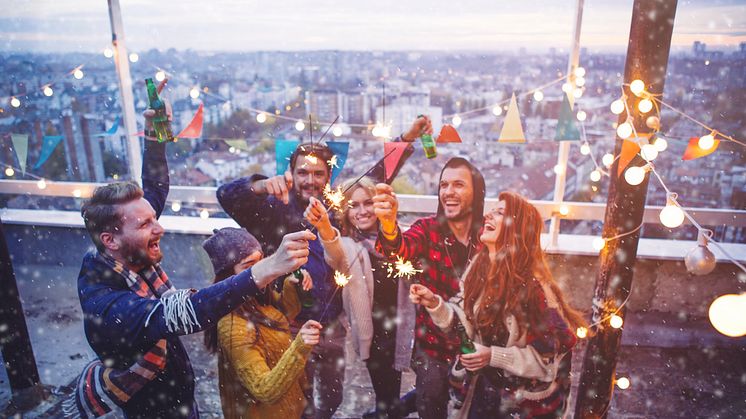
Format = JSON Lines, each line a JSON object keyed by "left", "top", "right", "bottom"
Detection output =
{"left": 337, "top": 176, "right": 377, "bottom": 236}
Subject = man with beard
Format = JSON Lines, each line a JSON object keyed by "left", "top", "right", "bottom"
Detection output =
{"left": 217, "top": 143, "right": 346, "bottom": 419}
{"left": 76, "top": 100, "right": 314, "bottom": 418}
{"left": 373, "top": 156, "right": 486, "bottom": 419}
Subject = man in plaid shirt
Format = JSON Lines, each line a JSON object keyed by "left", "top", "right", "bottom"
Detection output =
{"left": 374, "top": 157, "right": 486, "bottom": 419}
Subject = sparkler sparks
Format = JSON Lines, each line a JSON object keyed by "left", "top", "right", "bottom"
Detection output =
{"left": 386, "top": 256, "right": 423, "bottom": 280}
{"left": 323, "top": 184, "right": 346, "bottom": 212}
{"left": 304, "top": 153, "right": 319, "bottom": 166}
{"left": 334, "top": 271, "right": 351, "bottom": 287}
{"left": 327, "top": 154, "right": 339, "bottom": 169}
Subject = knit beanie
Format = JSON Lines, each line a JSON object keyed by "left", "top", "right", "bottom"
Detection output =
{"left": 202, "top": 228, "right": 262, "bottom": 276}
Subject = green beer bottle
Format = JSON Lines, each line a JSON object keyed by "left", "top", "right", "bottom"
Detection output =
{"left": 417, "top": 114, "right": 437, "bottom": 159}
{"left": 294, "top": 269, "right": 315, "bottom": 309}
{"left": 145, "top": 78, "right": 174, "bottom": 143}
{"left": 454, "top": 319, "right": 477, "bottom": 355}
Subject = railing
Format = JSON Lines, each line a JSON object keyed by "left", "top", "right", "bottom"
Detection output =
{"left": 2, "top": 179, "right": 745, "bottom": 262}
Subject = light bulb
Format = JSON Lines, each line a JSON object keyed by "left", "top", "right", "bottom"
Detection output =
{"left": 171, "top": 201, "right": 182, "bottom": 212}
{"left": 698, "top": 134, "right": 715, "bottom": 150}
{"left": 37, "top": 179, "right": 47, "bottom": 189}
{"left": 654, "top": 137, "right": 668, "bottom": 152}
{"left": 646, "top": 116, "right": 660, "bottom": 130}
{"left": 228, "top": 146, "right": 236, "bottom": 154}
{"left": 452, "top": 115, "right": 462, "bottom": 128}
{"left": 129, "top": 53, "right": 139, "bottom": 63}
{"left": 10, "top": 97, "right": 20, "bottom": 108}
{"left": 492, "top": 105, "right": 503, "bottom": 116}
{"left": 610, "top": 314, "right": 624, "bottom": 328}
{"left": 73, "top": 69, "right": 84, "bottom": 80}
{"left": 574, "top": 67, "right": 586, "bottom": 78}
{"left": 199, "top": 209, "right": 209, "bottom": 219}
{"left": 256, "top": 113, "right": 267, "bottom": 123}
{"left": 708, "top": 294, "right": 746, "bottom": 337}
{"left": 624, "top": 166, "right": 646, "bottom": 186}
{"left": 577, "top": 110, "right": 587, "bottom": 121}
{"left": 573, "top": 88, "right": 583, "bottom": 99}
{"left": 610, "top": 99, "right": 625, "bottom": 115}
{"left": 590, "top": 170, "right": 602, "bottom": 182}
{"left": 533, "top": 91, "right": 544, "bottom": 102}
{"left": 630, "top": 79, "right": 646, "bottom": 96}
{"left": 43, "top": 86, "right": 54, "bottom": 97}
{"left": 295, "top": 120, "right": 306, "bottom": 131}
{"left": 616, "top": 377, "right": 630, "bottom": 389}
{"left": 660, "top": 204, "right": 685, "bottom": 228}
{"left": 72, "top": 189, "right": 82, "bottom": 198}
{"left": 559, "top": 205, "right": 569, "bottom": 216}
{"left": 103, "top": 48, "right": 114, "bottom": 58}
{"left": 189, "top": 87, "right": 200, "bottom": 99}
{"left": 576, "top": 327, "right": 588, "bottom": 338}
{"left": 553, "top": 164, "right": 564, "bottom": 176}
{"left": 580, "top": 143, "right": 591, "bottom": 155}
{"left": 638, "top": 98, "right": 653, "bottom": 113}
{"left": 562, "top": 82, "right": 572, "bottom": 93}
{"left": 5, "top": 167, "right": 14, "bottom": 176}
{"left": 155, "top": 71, "right": 166, "bottom": 82}
{"left": 575, "top": 76, "right": 586, "bottom": 87}
{"left": 616, "top": 122, "right": 633, "bottom": 139}
{"left": 333, "top": 126, "right": 343, "bottom": 137}
{"left": 592, "top": 237, "right": 606, "bottom": 251}
{"left": 602, "top": 153, "right": 614, "bottom": 167}
{"left": 640, "top": 143, "right": 658, "bottom": 161}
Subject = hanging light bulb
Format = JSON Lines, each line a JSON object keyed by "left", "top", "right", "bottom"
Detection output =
{"left": 637, "top": 98, "right": 653, "bottom": 113}
{"left": 602, "top": 153, "right": 614, "bottom": 167}
{"left": 256, "top": 112, "right": 267, "bottom": 123}
{"left": 708, "top": 293, "right": 746, "bottom": 337}
{"left": 590, "top": 170, "right": 602, "bottom": 182}
{"left": 37, "top": 179, "right": 47, "bottom": 189}
{"left": 575, "top": 76, "right": 586, "bottom": 87}
{"left": 73, "top": 68, "right": 84, "bottom": 79}
{"left": 610, "top": 314, "right": 624, "bottom": 328}
{"left": 171, "top": 201, "right": 182, "bottom": 212}
{"left": 654, "top": 136, "right": 668, "bottom": 152}
{"left": 685, "top": 230, "right": 717, "bottom": 275}
{"left": 659, "top": 192, "right": 685, "bottom": 228}
{"left": 610, "top": 99, "right": 625, "bottom": 115}
{"left": 624, "top": 165, "right": 647, "bottom": 186}
{"left": 295, "top": 120, "right": 306, "bottom": 132}
{"left": 573, "top": 87, "right": 583, "bottom": 99}
{"left": 580, "top": 143, "right": 591, "bottom": 155}
{"left": 492, "top": 105, "right": 503, "bottom": 116}
{"left": 562, "top": 82, "right": 572, "bottom": 93}
{"left": 646, "top": 116, "right": 660, "bottom": 130}
{"left": 576, "top": 327, "right": 588, "bottom": 338}
{"left": 189, "top": 87, "right": 200, "bottom": 99}
{"left": 199, "top": 209, "right": 210, "bottom": 219}
{"left": 533, "top": 90, "right": 544, "bottom": 102}
{"left": 72, "top": 189, "right": 82, "bottom": 198}
{"left": 558, "top": 205, "right": 569, "bottom": 216}
{"left": 640, "top": 143, "right": 658, "bottom": 161}
{"left": 616, "top": 376, "right": 631, "bottom": 389}
{"left": 5, "top": 167, "right": 14, "bottom": 177}
{"left": 43, "top": 86, "right": 54, "bottom": 97}
{"left": 616, "top": 121, "right": 633, "bottom": 139}
{"left": 698, "top": 133, "right": 715, "bottom": 150}
{"left": 333, "top": 126, "right": 343, "bottom": 137}
{"left": 592, "top": 237, "right": 606, "bottom": 251}
{"left": 553, "top": 164, "right": 564, "bottom": 176}
{"left": 574, "top": 67, "right": 586, "bottom": 78}
{"left": 452, "top": 115, "right": 462, "bottom": 127}
{"left": 103, "top": 48, "right": 114, "bottom": 58}
{"left": 10, "top": 97, "right": 20, "bottom": 108}
{"left": 155, "top": 71, "right": 166, "bottom": 82}
{"left": 629, "top": 79, "right": 646, "bottom": 96}
{"left": 129, "top": 52, "right": 139, "bottom": 63}
{"left": 576, "top": 110, "right": 587, "bottom": 121}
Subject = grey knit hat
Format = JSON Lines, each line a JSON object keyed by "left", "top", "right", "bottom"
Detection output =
{"left": 202, "top": 228, "right": 262, "bottom": 276}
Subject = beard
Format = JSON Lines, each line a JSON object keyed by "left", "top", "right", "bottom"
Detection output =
{"left": 443, "top": 204, "right": 472, "bottom": 222}
{"left": 120, "top": 239, "right": 162, "bottom": 268}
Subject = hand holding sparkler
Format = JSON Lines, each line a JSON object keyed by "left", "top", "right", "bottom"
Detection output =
{"left": 410, "top": 283, "right": 439, "bottom": 309}
{"left": 304, "top": 197, "right": 336, "bottom": 241}
{"left": 253, "top": 171, "right": 293, "bottom": 205}
{"left": 373, "top": 183, "right": 399, "bottom": 238}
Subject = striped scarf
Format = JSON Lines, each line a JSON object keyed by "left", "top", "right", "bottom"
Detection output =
{"left": 64, "top": 253, "right": 176, "bottom": 418}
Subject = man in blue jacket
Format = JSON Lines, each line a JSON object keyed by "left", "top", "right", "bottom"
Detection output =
{"left": 77, "top": 111, "right": 314, "bottom": 418}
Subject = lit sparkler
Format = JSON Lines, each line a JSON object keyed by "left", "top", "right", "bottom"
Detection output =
{"left": 334, "top": 271, "right": 351, "bottom": 287}
{"left": 323, "top": 184, "right": 346, "bottom": 212}
{"left": 327, "top": 154, "right": 339, "bottom": 169}
{"left": 386, "top": 256, "right": 423, "bottom": 280}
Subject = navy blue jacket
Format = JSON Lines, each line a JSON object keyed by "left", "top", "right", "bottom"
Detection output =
{"left": 77, "top": 141, "right": 262, "bottom": 418}
{"left": 217, "top": 175, "right": 343, "bottom": 324}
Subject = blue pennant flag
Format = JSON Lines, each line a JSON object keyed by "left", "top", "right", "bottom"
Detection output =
{"left": 555, "top": 93, "right": 580, "bottom": 141}
{"left": 93, "top": 117, "right": 120, "bottom": 137}
{"left": 276, "top": 139, "right": 300, "bottom": 175}
{"left": 34, "top": 135, "right": 64, "bottom": 169}
{"left": 325, "top": 141, "right": 349, "bottom": 184}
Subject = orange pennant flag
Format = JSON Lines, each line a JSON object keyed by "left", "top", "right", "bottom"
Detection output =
{"left": 617, "top": 140, "right": 641, "bottom": 176}
{"left": 176, "top": 103, "right": 204, "bottom": 139}
{"left": 437, "top": 124, "right": 462, "bottom": 143}
{"left": 383, "top": 142, "right": 411, "bottom": 181}
{"left": 682, "top": 137, "right": 720, "bottom": 161}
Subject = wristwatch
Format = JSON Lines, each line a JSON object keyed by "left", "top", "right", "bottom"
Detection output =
{"left": 144, "top": 129, "right": 157, "bottom": 138}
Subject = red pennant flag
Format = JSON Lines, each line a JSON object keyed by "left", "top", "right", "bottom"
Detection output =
{"left": 437, "top": 124, "right": 462, "bottom": 143}
{"left": 176, "top": 103, "right": 204, "bottom": 139}
{"left": 617, "top": 140, "right": 641, "bottom": 177}
{"left": 384, "top": 142, "right": 411, "bottom": 181}
{"left": 682, "top": 137, "right": 720, "bottom": 161}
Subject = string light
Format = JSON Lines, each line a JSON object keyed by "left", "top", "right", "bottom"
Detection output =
{"left": 561, "top": 82, "right": 572, "bottom": 93}
{"left": 333, "top": 126, "right": 343, "bottom": 137}
{"left": 659, "top": 192, "right": 685, "bottom": 228}
{"left": 452, "top": 114, "right": 462, "bottom": 127}
{"left": 553, "top": 164, "right": 564, "bottom": 176}
{"left": 653, "top": 136, "right": 668, "bottom": 152}
{"left": 646, "top": 116, "right": 660, "bottom": 130}
{"left": 708, "top": 294, "right": 746, "bottom": 337}
{"left": 533, "top": 91, "right": 544, "bottom": 102}
{"left": 72, "top": 189, "right": 82, "bottom": 198}
{"left": 575, "top": 76, "right": 586, "bottom": 87}
{"left": 199, "top": 209, "right": 210, "bottom": 219}
{"left": 592, "top": 237, "right": 606, "bottom": 251}
{"left": 574, "top": 67, "right": 586, "bottom": 78}
{"left": 590, "top": 170, "right": 602, "bottom": 182}
{"left": 638, "top": 98, "right": 653, "bottom": 113}
{"left": 171, "top": 201, "right": 182, "bottom": 212}
{"left": 492, "top": 105, "right": 503, "bottom": 116}
{"left": 602, "top": 153, "right": 614, "bottom": 167}
{"left": 155, "top": 71, "right": 166, "bottom": 82}
{"left": 640, "top": 143, "right": 658, "bottom": 161}
{"left": 10, "top": 97, "right": 20, "bottom": 108}
{"left": 103, "top": 48, "right": 114, "bottom": 58}
{"left": 576, "top": 110, "right": 587, "bottom": 121}
{"left": 573, "top": 88, "right": 583, "bottom": 99}
{"left": 685, "top": 229, "right": 717, "bottom": 275}
{"left": 576, "top": 327, "right": 588, "bottom": 338}
{"left": 295, "top": 120, "right": 306, "bottom": 132}
{"left": 256, "top": 112, "right": 267, "bottom": 123}
{"left": 4, "top": 167, "right": 14, "bottom": 177}
{"left": 609, "top": 314, "right": 624, "bottom": 328}
{"left": 698, "top": 133, "right": 715, "bottom": 150}
{"left": 616, "top": 376, "right": 631, "bottom": 390}
{"left": 129, "top": 53, "right": 139, "bottom": 63}
{"left": 189, "top": 87, "right": 200, "bottom": 99}
{"left": 36, "top": 179, "right": 47, "bottom": 189}
{"left": 580, "top": 143, "right": 591, "bottom": 155}
{"left": 73, "top": 68, "right": 84, "bottom": 80}
{"left": 558, "top": 205, "right": 569, "bottom": 216}
{"left": 610, "top": 99, "right": 625, "bottom": 115}
{"left": 43, "top": 86, "right": 54, "bottom": 97}
{"left": 624, "top": 165, "right": 647, "bottom": 186}
{"left": 629, "top": 79, "right": 646, "bottom": 96}
{"left": 616, "top": 121, "right": 633, "bottom": 139}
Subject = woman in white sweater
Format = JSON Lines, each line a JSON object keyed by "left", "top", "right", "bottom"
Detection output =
{"left": 304, "top": 176, "right": 415, "bottom": 419}
{"left": 410, "top": 191, "right": 587, "bottom": 418}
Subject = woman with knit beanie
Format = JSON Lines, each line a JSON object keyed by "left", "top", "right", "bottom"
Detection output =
{"left": 410, "top": 192, "right": 587, "bottom": 418}
{"left": 202, "top": 227, "right": 322, "bottom": 419}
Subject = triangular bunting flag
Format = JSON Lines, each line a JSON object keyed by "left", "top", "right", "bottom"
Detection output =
{"left": 34, "top": 135, "right": 64, "bottom": 170}
{"left": 93, "top": 117, "right": 120, "bottom": 137}
{"left": 437, "top": 124, "right": 462, "bottom": 143}
{"left": 10, "top": 134, "right": 29, "bottom": 174}
{"left": 276, "top": 139, "right": 300, "bottom": 175}
{"left": 498, "top": 93, "right": 526, "bottom": 143}
{"left": 383, "top": 142, "right": 412, "bottom": 182}
{"left": 325, "top": 141, "right": 349, "bottom": 184}
{"left": 682, "top": 137, "right": 720, "bottom": 161}
{"left": 224, "top": 139, "right": 250, "bottom": 152}
{"left": 616, "top": 140, "right": 641, "bottom": 177}
{"left": 555, "top": 93, "right": 580, "bottom": 141}
{"left": 176, "top": 104, "right": 204, "bottom": 139}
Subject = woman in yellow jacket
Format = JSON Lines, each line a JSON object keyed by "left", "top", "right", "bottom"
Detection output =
{"left": 202, "top": 227, "right": 321, "bottom": 418}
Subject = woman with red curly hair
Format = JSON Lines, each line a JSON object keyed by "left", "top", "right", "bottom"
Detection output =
{"left": 410, "top": 191, "right": 587, "bottom": 418}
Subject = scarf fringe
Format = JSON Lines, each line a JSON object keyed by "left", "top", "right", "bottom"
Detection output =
{"left": 156, "top": 289, "right": 202, "bottom": 334}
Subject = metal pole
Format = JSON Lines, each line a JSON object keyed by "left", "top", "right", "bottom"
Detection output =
{"left": 549, "top": 0, "right": 584, "bottom": 248}
{"left": 574, "top": 1, "right": 678, "bottom": 417}
{"left": 107, "top": 0, "right": 142, "bottom": 185}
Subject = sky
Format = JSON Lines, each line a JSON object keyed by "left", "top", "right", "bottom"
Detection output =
{"left": 1, "top": 0, "right": 745, "bottom": 53}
